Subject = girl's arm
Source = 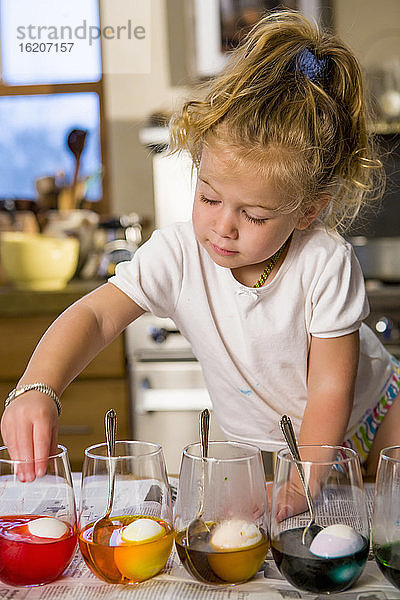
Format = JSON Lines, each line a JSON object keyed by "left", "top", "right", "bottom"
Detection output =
{"left": 299, "top": 331, "right": 360, "bottom": 447}
{"left": 1, "top": 282, "right": 144, "bottom": 477}
{"left": 274, "top": 332, "right": 360, "bottom": 521}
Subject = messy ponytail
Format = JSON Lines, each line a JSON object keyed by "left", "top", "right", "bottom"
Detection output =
{"left": 170, "top": 10, "right": 385, "bottom": 232}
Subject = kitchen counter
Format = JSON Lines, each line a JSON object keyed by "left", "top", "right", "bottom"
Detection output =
{"left": 0, "top": 278, "right": 106, "bottom": 316}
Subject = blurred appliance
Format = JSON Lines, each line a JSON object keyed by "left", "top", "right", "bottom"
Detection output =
{"left": 348, "top": 131, "right": 400, "bottom": 357}
{"left": 125, "top": 313, "right": 224, "bottom": 474}
{"left": 152, "top": 150, "right": 195, "bottom": 229}
{"left": 364, "top": 285, "right": 400, "bottom": 360}
{"left": 348, "top": 133, "right": 400, "bottom": 239}
{"left": 351, "top": 239, "right": 400, "bottom": 359}
{"left": 352, "top": 237, "right": 400, "bottom": 282}
{"left": 98, "top": 212, "right": 143, "bottom": 277}
{"left": 139, "top": 126, "right": 195, "bottom": 229}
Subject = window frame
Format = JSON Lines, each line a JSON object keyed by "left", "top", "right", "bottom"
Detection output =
{"left": 0, "top": 3, "right": 109, "bottom": 214}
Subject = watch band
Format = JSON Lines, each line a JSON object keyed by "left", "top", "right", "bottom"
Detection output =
{"left": 5, "top": 383, "right": 61, "bottom": 416}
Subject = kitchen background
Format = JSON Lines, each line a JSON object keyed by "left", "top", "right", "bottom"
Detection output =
{"left": 0, "top": 0, "right": 399, "bottom": 473}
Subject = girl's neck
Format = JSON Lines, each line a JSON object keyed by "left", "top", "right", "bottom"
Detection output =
{"left": 231, "top": 237, "right": 291, "bottom": 288}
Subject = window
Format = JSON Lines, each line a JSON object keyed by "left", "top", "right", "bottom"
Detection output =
{"left": 0, "top": 0, "right": 107, "bottom": 210}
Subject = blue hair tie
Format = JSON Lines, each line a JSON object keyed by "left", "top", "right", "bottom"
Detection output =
{"left": 294, "top": 48, "right": 327, "bottom": 83}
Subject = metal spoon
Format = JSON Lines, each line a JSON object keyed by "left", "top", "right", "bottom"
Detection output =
{"left": 186, "top": 408, "right": 210, "bottom": 545}
{"left": 92, "top": 409, "right": 118, "bottom": 544}
{"left": 184, "top": 409, "right": 215, "bottom": 582}
{"left": 280, "top": 415, "right": 322, "bottom": 545}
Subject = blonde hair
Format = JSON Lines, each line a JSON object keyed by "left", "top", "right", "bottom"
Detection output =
{"left": 170, "top": 10, "right": 385, "bottom": 232}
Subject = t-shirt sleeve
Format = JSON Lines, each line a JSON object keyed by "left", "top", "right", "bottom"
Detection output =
{"left": 108, "top": 227, "right": 183, "bottom": 317}
{"left": 309, "top": 242, "right": 369, "bottom": 338}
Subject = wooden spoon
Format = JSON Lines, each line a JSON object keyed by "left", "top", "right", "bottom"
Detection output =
{"left": 66, "top": 128, "right": 88, "bottom": 209}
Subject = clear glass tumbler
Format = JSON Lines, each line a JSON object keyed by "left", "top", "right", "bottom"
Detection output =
{"left": 78, "top": 440, "right": 173, "bottom": 584}
{"left": 270, "top": 445, "right": 369, "bottom": 594}
{"left": 0, "top": 445, "right": 77, "bottom": 587}
{"left": 372, "top": 445, "right": 400, "bottom": 589}
{"left": 174, "top": 441, "right": 269, "bottom": 585}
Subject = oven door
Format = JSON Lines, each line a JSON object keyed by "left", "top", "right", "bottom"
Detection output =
{"left": 132, "top": 360, "right": 211, "bottom": 414}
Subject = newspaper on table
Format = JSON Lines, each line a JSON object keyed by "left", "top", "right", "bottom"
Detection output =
{"left": 277, "top": 483, "right": 375, "bottom": 533}
{"left": 0, "top": 480, "right": 398, "bottom": 600}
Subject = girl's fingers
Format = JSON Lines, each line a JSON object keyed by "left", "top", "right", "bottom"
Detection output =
{"left": 266, "top": 482, "right": 273, "bottom": 506}
{"left": 10, "top": 420, "right": 35, "bottom": 482}
{"left": 50, "top": 421, "right": 59, "bottom": 457}
{"left": 276, "top": 505, "right": 294, "bottom": 522}
{"left": 33, "top": 420, "right": 53, "bottom": 478}
{"left": 273, "top": 480, "right": 309, "bottom": 522}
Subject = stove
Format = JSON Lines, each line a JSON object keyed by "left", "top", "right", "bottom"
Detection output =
{"left": 125, "top": 314, "right": 223, "bottom": 474}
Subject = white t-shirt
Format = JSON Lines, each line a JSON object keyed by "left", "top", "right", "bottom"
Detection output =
{"left": 109, "top": 221, "right": 393, "bottom": 451}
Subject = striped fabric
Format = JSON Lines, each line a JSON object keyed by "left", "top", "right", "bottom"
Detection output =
{"left": 343, "top": 356, "right": 400, "bottom": 466}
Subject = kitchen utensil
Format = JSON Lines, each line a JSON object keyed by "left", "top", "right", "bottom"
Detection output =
{"left": 79, "top": 440, "right": 173, "bottom": 584}
{"left": 92, "top": 409, "right": 117, "bottom": 545}
{"left": 280, "top": 415, "right": 320, "bottom": 546}
{"left": 186, "top": 408, "right": 210, "bottom": 545}
{"left": 66, "top": 128, "right": 88, "bottom": 210}
{"left": 35, "top": 176, "right": 58, "bottom": 211}
{"left": 43, "top": 209, "right": 99, "bottom": 276}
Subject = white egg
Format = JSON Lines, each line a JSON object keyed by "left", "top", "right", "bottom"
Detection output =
{"left": 28, "top": 517, "right": 68, "bottom": 539}
{"left": 210, "top": 519, "right": 262, "bottom": 550}
{"left": 120, "top": 518, "right": 164, "bottom": 543}
{"left": 309, "top": 524, "right": 363, "bottom": 558}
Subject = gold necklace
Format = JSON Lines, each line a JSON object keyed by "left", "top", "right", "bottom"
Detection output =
{"left": 253, "top": 238, "right": 290, "bottom": 288}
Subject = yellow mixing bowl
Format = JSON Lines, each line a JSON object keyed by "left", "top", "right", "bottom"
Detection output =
{"left": 0, "top": 232, "right": 79, "bottom": 291}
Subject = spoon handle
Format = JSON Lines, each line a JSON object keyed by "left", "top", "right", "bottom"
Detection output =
{"left": 280, "top": 415, "right": 302, "bottom": 463}
{"left": 280, "top": 415, "right": 315, "bottom": 521}
{"left": 106, "top": 408, "right": 117, "bottom": 457}
{"left": 198, "top": 409, "right": 210, "bottom": 517}
{"left": 105, "top": 409, "right": 117, "bottom": 515}
{"left": 200, "top": 409, "right": 210, "bottom": 459}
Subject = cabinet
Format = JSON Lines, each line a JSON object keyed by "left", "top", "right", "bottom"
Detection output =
{"left": 0, "top": 282, "right": 130, "bottom": 471}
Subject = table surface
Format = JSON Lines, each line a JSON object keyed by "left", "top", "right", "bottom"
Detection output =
{"left": 1, "top": 479, "right": 398, "bottom": 599}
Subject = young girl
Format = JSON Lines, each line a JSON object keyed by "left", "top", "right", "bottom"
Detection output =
{"left": 2, "top": 10, "right": 399, "bottom": 481}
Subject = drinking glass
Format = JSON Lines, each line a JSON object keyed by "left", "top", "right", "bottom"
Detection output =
{"left": 270, "top": 445, "right": 369, "bottom": 594}
{"left": 78, "top": 440, "right": 173, "bottom": 584}
{"left": 0, "top": 445, "right": 77, "bottom": 587}
{"left": 372, "top": 445, "right": 400, "bottom": 589}
{"left": 174, "top": 441, "right": 269, "bottom": 585}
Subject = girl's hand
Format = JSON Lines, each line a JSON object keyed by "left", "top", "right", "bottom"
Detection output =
{"left": 271, "top": 461, "right": 328, "bottom": 523}
{"left": 273, "top": 478, "right": 309, "bottom": 522}
{"left": 1, "top": 392, "right": 59, "bottom": 481}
